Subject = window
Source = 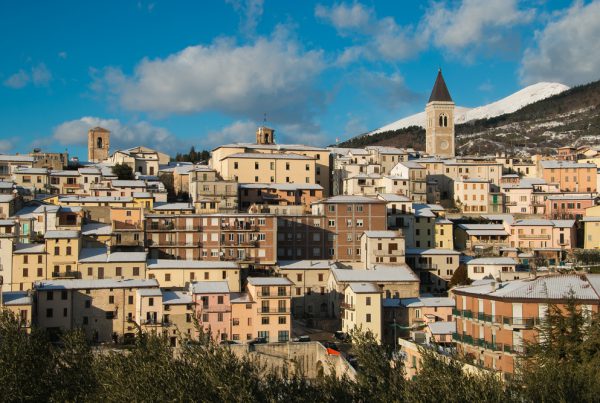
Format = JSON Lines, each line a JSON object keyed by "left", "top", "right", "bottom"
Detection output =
{"left": 85, "top": 300, "right": 91, "bottom": 308}
{"left": 23, "top": 255, "right": 28, "bottom": 264}
{"left": 133, "top": 267, "right": 140, "bottom": 276}
{"left": 63, "top": 308, "right": 68, "bottom": 317}
{"left": 66, "top": 246, "right": 72, "bottom": 255}
{"left": 54, "top": 246, "right": 60, "bottom": 255}
{"left": 128, "top": 296, "right": 134, "bottom": 304}
{"left": 366, "top": 313, "right": 371, "bottom": 323}
{"left": 46, "top": 309, "right": 53, "bottom": 318}
{"left": 278, "top": 316, "right": 287, "bottom": 324}
{"left": 234, "top": 162, "right": 238, "bottom": 169}
{"left": 165, "top": 273, "right": 171, "bottom": 282}
{"left": 297, "top": 273, "right": 302, "bottom": 281}
{"left": 22, "top": 268, "right": 28, "bottom": 278}
{"left": 116, "top": 267, "right": 122, "bottom": 277}
{"left": 278, "top": 331, "right": 289, "bottom": 342}
{"left": 262, "top": 317, "right": 270, "bottom": 325}
{"left": 38, "top": 255, "right": 42, "bottom": 264}
{"left": 37, "top": 268, "right": 43, "bottom": 277}
{"left": 61, "top": 290, "right": 68, "bottom": 300}
{"left": 47, "top": 291, "right": 54, "bottom": 301}
{"left": 218, "top": 296, "right": 224, "bottom": 304}
{"left": 109, "top": 295, "right": 114, "bottom": 304}
{"left": 366, "top": 297, "right": 371, "bottom": 306}
{"left": 149, "top": 298, "right": 154, "bottom": 306}
{"left": 328, "top": 219, "right": 335, "bottom": 227}
{"left": 218, "top": 313, "right": 224, "bottom": 322}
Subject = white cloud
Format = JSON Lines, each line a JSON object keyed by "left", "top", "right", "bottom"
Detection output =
{"left": 205, "top": 120, "right": 257, "bottom": 148}
{"left": 0, "top": 139, "right": 14, "bottom": 153}
{"left": 31, "top": 63, "right": 52, "bottom": 86}
{"left": 423, "top": 0, "right": 534, "bottom": 52}
{"left": 58, "top": 51, "right": 68, "bottom": 59}
{"left": 52, "top": 117, "right": 178, "bottom": 153}
{"left": 520, "top": 0, "right": 600, "bottom": 85}
{"left": 343, "top": 115, "right": 368, "bottom": 137}
{"left": 355, "top": 71, "right": 420, "bottom": 111}
{"left": 94, "top": 28, "right": 325, "bottom": 124}
{"left": 226, "top": 0, "right": 265, "bottom": 37}
{"left": 315, "top": 3, "right": 425, "bottom": 63}
{"left": 3, "top": 70, "right": 30, "bottom": 89}
{"left": 3, "top": 63, "right": 52, "bottom": 89}
{"left": 315, "top": 2, "right": 372, "bottom": 31}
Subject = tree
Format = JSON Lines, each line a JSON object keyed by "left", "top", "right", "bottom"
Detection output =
{"left": 449, "top": 265, "right": 471, "bottom": 288}
{"left": 112, "top": 163, "right": 134, "bottom": 180}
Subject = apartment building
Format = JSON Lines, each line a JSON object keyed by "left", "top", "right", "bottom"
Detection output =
{"left": 389, "top": 161, "right": 427, "bottom": 202}
{"left": 146, "top": 260, "right": 240, "bottom": 291}
{"left": 360, "top": 231, "right": 405, "bottom": 268}
{"left": 508, "top": 219, "right": 576, "bottom": 251}
{"left": 405, "top": 248, "right": 460, "bottom": 293}
{"left": 466, "top": 257, "right": 524, "bottom": 282}
{"left": 276, "top": 260, "right": 334, "bottom": 318}
{"left": 44, "top": 230, "right": 80, "bottom": 278}
{"left": 365, "top": 146, "right": 411, "bottom": 174}
{"left": 0, "top": 290, "right": 32, "bottom": 331}
{"left": 34, "top": 278, "right": 160, "bottom": 342}
{"left": 544, "top": 194, "right": 596, "bottom": 219}
{"left": 11, "top": 243, "right": 47, "bottom": 291}
{"left": 191, "top": 281, "right": 232, "bottom": 341}
{"left": 341, "top": 283, "right": 382, "bottom": 341}
{"left": 188, "top": 167, "right": 238, "bottom": 213}
{"left": 0, "top": 155, "right": 34, "bottom": 180}
{"left": 145, "top": 213, "right": 276, "bottom": 265}
{"left": 539, "top": 160, "right": 597, "bottom": 192}
{"left": 455, "top": 223, "right": 510, "bottom": 251}
{"left": 77, "top": 248, "right": 147, "bottom": 280}
{"left": 452, "top": 275, "right": 600, "bottom": 376}
{"left": 13, "top": 167, "right": 49, "bottom": 192}
{"left": 276, "top": 215, "right": 330, "bottom": 260}
{"left": 109, "top": 146, "right": 170, "bottom": 176}
{"left": 454, "top": 178, "right": 494, "bottom": 214}
{"left": 311, "top": 195, "right": 387, "bottom": 262}
{"left": 328, "top": 265, "right": 419, "bottom": 318}
{"left": 583, "top": 205, "right": 600, "bottom": 249}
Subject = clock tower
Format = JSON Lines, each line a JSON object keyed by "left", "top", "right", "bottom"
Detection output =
{"left": 425, "top": 69, "right": 455, "bottom": 158}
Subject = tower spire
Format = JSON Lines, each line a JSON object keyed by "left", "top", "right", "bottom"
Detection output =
{"left": 428, "top": 69, "right": 452, "bottom": 103}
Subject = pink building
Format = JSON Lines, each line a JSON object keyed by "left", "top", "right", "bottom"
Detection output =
{"left": 545, "top": 194, "right": 596, "bottom": 219}
{"left": 191, "top": 281, "right": 232, "bottom": 341}
{"left": 507, "top": 219, "right": 576, "bottom": 263}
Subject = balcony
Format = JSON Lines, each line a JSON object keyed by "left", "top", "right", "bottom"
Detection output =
{"left": 502, "top": 316, "right": 539, "bottom": 329}
{"left": 52, "top": 271, "right": 80, "bottom": 279}
{"left": 200, "top": 305, "right": 232, "bottom": 313}
{"left": 258, "top": 307, "right": 291, "bottom": 314}
{"left": 374, "top": 250, "right": 404, "bottom": 257}
{"left": 140, "top": 319, "right": 164, "bottom": 326}
{"left": 149, "top": 223, "right": 175, "bottom": 231}
{"left": 519, "top": 234, "right": 551, "bottom": 240}
{"left": 340, "top": 302, "right": 355, "bottom": 310}
{"left": 256, "top": 291, "right": 290, "bottom": 298}
{"left": 414, "top": 264, "right": 438, "bottom": 271}
{"left": 221, "top": 223, "right": 259, "bottom": 231}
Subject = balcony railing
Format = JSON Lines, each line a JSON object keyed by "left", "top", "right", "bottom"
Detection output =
{"left": 256, "top": 291, "right": 290, "bottom": 298}
{"left": 519, "top": 234, "right": 551, "bottom": 240}
{"left": 502, "top": 316, "right": 539, "bottom": 328}
{"left": 200, "top": 305, "right": 232, "bottom": 313}
{"left": 221, "top": 223, "right": 259, "bottom": 231}
{"left": 414, "top": 263, "right": 438, "bottom": 271}
{"left": 258, "top": 307, "right": 290, "bottom": 314}
{"left": 340, "top": 302, "right": 355, "bottom": 310}
{"left": 52, "top": 271, "right": 80, "bottom": 279}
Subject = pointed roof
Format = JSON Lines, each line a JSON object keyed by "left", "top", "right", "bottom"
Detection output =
{"left": 428, "top": 69, "right": 453, "bottom": 103}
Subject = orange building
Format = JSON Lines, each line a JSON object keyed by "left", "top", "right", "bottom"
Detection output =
{"left": 452, "top": 275, "right": 600, "bottom": 376}
{"left": 539, "top": 160, "right": 597, "bottom": 192}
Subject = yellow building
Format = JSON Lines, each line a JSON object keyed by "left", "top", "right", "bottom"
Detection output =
{"left": 44, "top": 230, "right": 80, "bottom": 278}
{"left": 0, "top": 291, "right": 32, "bottom": 332}
{"left": 11, "top": 243, "right": 47, "bottom": 291}
{"left": 146, "top": 259, "right": 241, "bottom": 292}
{"left": 341, "top": 283, "right": 382, "bottom": 341}
{"left": 583, "top": 205, "right": 600, "bottom": 249}
{"left": 77, "top": 248, "right": 147, "bottom": 280}
{"left": 435, "top": 217, "right": 453, "bottom": 249}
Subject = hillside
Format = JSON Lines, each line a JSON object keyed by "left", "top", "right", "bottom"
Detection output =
{"left": 340, "top": 79, "right": 600, "bottom": 155}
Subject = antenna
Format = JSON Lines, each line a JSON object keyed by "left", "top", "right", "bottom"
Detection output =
{"left": 263, "top": 112, "right": 267, "bottom": 125}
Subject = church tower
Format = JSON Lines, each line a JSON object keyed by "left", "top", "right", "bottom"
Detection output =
{"left": 425, "top": 69, "right": 455, "bottom": 158}
{"left": 256, "top": 126, "right": 275, "bottom": 145}
{"left": 88, "top": 127, "right": 110, "bottom": 163}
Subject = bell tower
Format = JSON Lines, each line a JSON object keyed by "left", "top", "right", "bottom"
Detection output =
{"left": 425, "top": 69, "right": 455, "bottom": 158}
{"left": 256, "top": 126, "right": 275, "bottom": 145}
{"left": 88, "top": 127, "right": 110, "bottom": 162}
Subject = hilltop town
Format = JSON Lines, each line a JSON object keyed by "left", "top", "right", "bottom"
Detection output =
{"left": 1, "top": 70, "right": 600, "bottom": 381}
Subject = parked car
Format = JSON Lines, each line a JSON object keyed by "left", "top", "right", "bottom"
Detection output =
{"left": 219, "top": 340, "right": 238, "bottom": 346}
{"left": 321, "top": 341, "right": 339, "bottom": 351}
{"left": 293, "top": 335, "right": 311, "bottom": 342}
{"left": 334, "top": 331, "right": 350, "bottom": 342}
{"left": 248, "top": 337, "right": 267, "bottom": 345}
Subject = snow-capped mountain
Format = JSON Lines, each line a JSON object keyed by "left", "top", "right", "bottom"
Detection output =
{"left": 368, "top": 82, "right": 569, "bottom": 135}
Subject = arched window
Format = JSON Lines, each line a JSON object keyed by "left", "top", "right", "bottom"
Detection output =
{"left": 444, "top": 116, "right": 448, "bottom": 127}
{"left": 439, "top": 115, "right": 443, "bottom": 127}
{"left": 97, "top": 137, "right": 103, "bottom": 148}
{"left": 265, "top": 133, "right": 270, "bottom": 143}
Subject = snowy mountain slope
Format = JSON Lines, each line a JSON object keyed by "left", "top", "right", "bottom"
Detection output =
{"left": 368, "top": 82, "right": 569, "bottom": 135}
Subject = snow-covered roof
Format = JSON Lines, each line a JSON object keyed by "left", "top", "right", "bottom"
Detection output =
{"left": 81, "top": 223, "right": 112, "bottom": 236}
{"left": 162, "top": 291, "right": 192, "bottom": 305}
{"left": 14, "top": 243, "right": 45, "bottom": 254}
{"left": 223, "top": 153, "right": 313, "bottom": 160}
{"left": 44, "top": 230, "right": 79, "bottom": 239}
{"left": 152, "top": 202, "right": 194, "bottom": 211}
{"left": 191, "top": 281, "right": 230, "bottom": 294}
{"left": 315, "top": 195, "right": 385, "bottom": 204}
{"left": 331, "top": 266, "right": 418, "bottom": 283}
{"left": 377, "top": 193, "right": 411, "bottom": 202}
{"left": 78, "top": 248, "right": 147, "bottom": 263}
{"left": 405, "top": 248, "right": 460, "bottom": 255}
{"left": 428, "top": 321, "right": 456, "bottom": 335}
{"left": 1, "top": 291, "right": 32, "bottom": 306}
{"left": 247, "top": 277, "right": 293, "bottom": 286}
{"left": 540, "top": 160, "right": 596, "bottom": 169}
{"left": 35, "top": 278, "right": 159, "bottom": 290}
{"left": 277, "top": 260, "right": 336, "bottom": 270}
{"left": 363, "top": 230, "right": 401, "bottom": 238}
{"left": 112, "top": 180, "right": 146, "bottom": 188}
{"left": 467, "top": 257, "right": 517, "bottom": 266}
{"left": 347, "top": 283, "right": 381, "bottom": 294}
{"left": 147, "top": 259, "right": 238, "bottom": 269}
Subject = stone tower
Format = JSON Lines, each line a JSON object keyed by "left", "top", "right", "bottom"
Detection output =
{"left": 88, "top": 127, "right": 110, "bottom": 163}
{"left": 425, "top": 69, "right": 455, "bottom": 158}
{"left": 256, "top": 126, "right": 275, "bottom": 145}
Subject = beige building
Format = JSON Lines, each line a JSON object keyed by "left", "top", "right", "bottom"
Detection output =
{"left": 389, "top": 161, "right": 427, "bottom": 202}
{"left": 466, "top": 257, "right": 526, "bottom": 282}
{"left": 34, "top": 278, "right": 160, "bottom": 342}
{"left": 276, "top": 260, "right": 334, "bottom": 318}
{"left": 77, "top": 248, "right": 147, "bottom": 280}
{"left": 342, "top": 282, "right": 382, "bottom": 341}
{"left": 583, "top": 205, "right": 600, "bottom": 249}
{"left": 211, "top": 127, "right": 331, "bottom": 195}
{"left": 0, "top": 291, "right": 33, "bottom": 331}
{"left": 44, "top": 230, "right": 80, "bottom": 278}
{"left": 188, "top": 167, "right": 238, "bottom": 213}
{"left": 109, "top": 146, "right": 170, "bottom": 176}
{"left": 360, "top": 231, "right": 405, "bottom": 268}
{"left": 405, "top": 248, "right": 460, "bottom": 293}
{"left": 11, "top": 243, "right": 47, "bottom": 291}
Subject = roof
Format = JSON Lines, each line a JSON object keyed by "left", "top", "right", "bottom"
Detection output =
{"left": 546, "top": 194, "right": 595, "bottom": 200}
{"left": 112, "top": 180, "right": 146, "bottom": 188}
{"left": 239, "top": 183, "right": 323, "bottom": 191}
{"left": 331, "top": 266, "right": 418, "bottom": 283}
{"left": 35, "top": 278, "right": 159, "bottom": 290}
{"left": 363, "top": 231, "right": 400, "bottom": 238}
{"left": 152, "top": 202, "right": 194, "bottom": 211}
{"left": 78, "top": 248, "right": 147, "bottom": 263}
{"left": 377, "top": 193, "right": 411, "bottom": 202}
{"left": 162, "top": 291, "right": 192, "bottom": 305}
{"left": 147, "top": 259, "right": 238, "bottom": 269}
{"left": 428, "top": 321, "right": 456, "bottom": 335}
{"left": 214, "top": 143, "right": 328, "bottom": 153}
{"left": 190, "top": 281, "right": 231, "bottom": 294}
{"left": 348, "top": 283, "right": 381, "bottom": 294}
{"left": 540, "top": 160, "right": 596, "bottom": 169}
{"left": 247, "top": 277, "right": 293, "bottom": 286}
{"left": 137, "top": 289, "right": 162, "bottom": 297}
{"left": 14, "top": 167, "right": 48, "bottom": 174}
{"left": 0, "top": 195, "right": 14, "bottom": 203}
{"left": 388, "top": 297, "right": 455, "bottom": 308}
{"left": 230, "top": 292, "right": 252, "bottom": 303}
{"left": 406, "top": 248, "right": 460, "bottom": 256}
{"left": 81, "top": 223, "right": 112, "bottom": 236}
{"left": 467, "top": 257, "right": 517, "bottom": 266}
{"left": 223, "top": 152, "right": 313, "bottom": 160}
{"left": 428, "top": 69, "right": 453, "bottom": 103}
{"left": 316, "top": 195, "right": 385, "bottom": 204}
{"left": 14, "top": 243, "right": 45, "bottom": 254}
{"left": 513, "top": 219, "right": 575, "bottom": 228}
{"left": 44, "top": 230, "right": 79, "bottom": 239}
{"left": 396, "top": 161, "right": 425, "bottom": 169}
{"left": 1, "top": 291, "right": 32, "bottom": 306}
{"left": 454, "top": 274, "right": 600, "bottom": 301}
{"left": 60, "top": 196, "right": 133, "bottom": 203}
{"left": 0, "top": 154, "right": 34, "bottom": 163}
{"left": 277, "top": 260, "right": 335, "bottom": 270}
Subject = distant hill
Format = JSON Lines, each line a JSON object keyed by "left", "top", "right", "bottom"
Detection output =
{"left": 339, "top": 79, "right": 600, "bottom": 156}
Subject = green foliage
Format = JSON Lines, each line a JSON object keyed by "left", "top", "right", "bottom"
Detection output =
{"left": 449, "top": 265, "right": 471, "bottom": 288}
{"left": 174, "top": 146, "right": 210, "bottom": 163}
{"left": 574, "top": 249, "right": 600, "bottom": 266}
{"left": 111, "top": 163, "right": 134, "bottom": 180}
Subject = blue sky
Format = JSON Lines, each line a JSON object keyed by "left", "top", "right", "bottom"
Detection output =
{"left": 1, "top": 0, "right": 599, "bottom": 159}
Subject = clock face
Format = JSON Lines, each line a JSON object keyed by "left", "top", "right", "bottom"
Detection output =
{"left": 440, "top": 140, "right": 449, "bottom": 150}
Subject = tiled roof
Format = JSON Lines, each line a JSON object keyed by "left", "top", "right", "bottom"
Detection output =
{"left": 35, "top": 278, "right": 159, "bottom": 290}
{"left": 428, "top": 69, "right": 453, "bottom": 102}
